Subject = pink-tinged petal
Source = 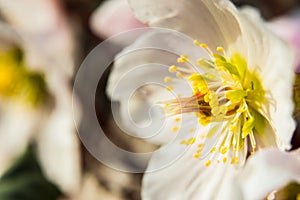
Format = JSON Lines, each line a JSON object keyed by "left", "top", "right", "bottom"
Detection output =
{"left": 90, "top": 0, "right": 147, "bottom": 39}
{"left": 129, "top": 0, "right": 242, "bottom": 50}
{"left": 238, "top": 148, "right": 300, "bottom": 200}
{"left": 268, "top": 10, "right": 300, "bottom": 73}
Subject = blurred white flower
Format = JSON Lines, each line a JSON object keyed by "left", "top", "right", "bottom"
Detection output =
{"left": 107, "top": 0, "right": 297, "bottom": 199}
{"left": 0, "top": 0, "right": 81, "bottom": 195}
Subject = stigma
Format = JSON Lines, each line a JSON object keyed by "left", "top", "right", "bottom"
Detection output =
{"left": 161, "top": 40, "right": 266, "bottom": 166}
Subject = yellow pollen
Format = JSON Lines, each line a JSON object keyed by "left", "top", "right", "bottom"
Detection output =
{"left": 230, "top": 158, "right": 235, "bottom": 164}
{"left": 180, "top": 140, "right": 186, "bottom": 145}
{"left": 187, "top": 137, "right": 196, "bottom": 145}
{"left": 210, "top": 147, "right": 216, "bottom": 153}
{"left": 216, "top": 46, "right": 225, "bottom": 54}
{"left": 199, "top": 117, "right": 211, "bottom": 126}
{"left": 164, "top": 77, "right": 173, "bottom": 83}
{"left": 193, "top": 40, "right": 201, "bottom": 46}
{"left": 193, "top": 153, "right": 200, "bottom": 158}
{"left": 174, "top": 117, "right": 181, "bottom": 122}
{"left": 199, "top": 85, "right": 208, "bottom": 94}
{"left": 230, "top": 126, "right": 236, "bottom": 132}
{"left": 176, "top": 72, "right": 185, "bottom": 78}
{"left": 200, "top": 43, "right": 208, "bottom": 48}
{"left": 169, "top": 65, "right": 177, "bottom": 72}
{"left": 204, "top": 94, "right": 210, "bottom": 102}
{"left": 180, "top": 138, "right": 197, "bottom": 145}
{"left": 220, "top": 146, "right": 228, "bottom": 154}
{"left": 223, "top": 157, "right": 227, "bottom": 163}
{"left": 198, "top": 143, "right": 204, "bottom": 148}
{"left": 205, "top": 160, "right": 212, "bottom": 167}
{"left": 166, "top": 86, "right": 173, "bottom": 91}
{"left": 177, "top": 55, "right": 188, "bottom": 63}
{"left": 230, "top": 157, "right": 239, "bottom": 164}
{"left": 172, "top": 126, "right": 179, "bottom": 131}
{"left": 235, "top": 157, "right": 239, "bottom": 164}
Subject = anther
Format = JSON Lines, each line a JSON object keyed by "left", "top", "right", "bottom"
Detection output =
{"left": 177, "top": 55, "right": 188, "bottom": 63}
{"left": 164, "top": 77, "right": 173, "bottom": 83}
{"left": 205, "top": 160, "right": 212, "bottom": 167}
{"left": 166, "top": 86, "right": 173, "bottom": 91}
{"left": 172, "top": 126, "right": 179, "bottom": 131}
{"left": 169, "top": 65, "right": 177, "bottom": 72}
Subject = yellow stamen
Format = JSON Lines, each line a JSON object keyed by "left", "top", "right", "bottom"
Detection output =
{"left": 166, "top": 86, "right": 173, "bottom": 91}
{"left": 193, "top": 153, "right": 200, "bottom": 158}
{"left": 216, "top": 46, "right": 225, "bottom": 55}
{"left": 169, "top": 65, "right": 177, "bottom": 72}
{"left": 210, "top": 147, "right": 216, "bottom": 153}
{"left": 187, "top": 137, "right": 196, "bottom": 145}
{"left": 176, "top": 72, "right": 185, "bottom": 78}
{"left": 220, "top": 146, "right": 228, "bottom": 154}
{"left": 172, "top": 126, "right": 179, "bottom": 132}
{"left": 193, "top": 40, "right": 201, "bottom": 46}
{"left": 200, "top": 43, "right": 208, "bottom": 48}
{"left": 164, "top": 77, "right": 173, "bottom": 83}
{"left": 177, "top": 55, "right": 188, "bottom": 63}
{"left": 205, "top": 160, "right": 212, "bottom": 167}
{"left": 174, "top": 117, "right": 181, "bottom": 122}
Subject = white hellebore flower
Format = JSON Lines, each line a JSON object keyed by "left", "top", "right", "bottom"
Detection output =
{"left": 107, "top": 0, "right": 297, "bottom": 199}
{"left": 0, "top": 0, "right": 81, "bottom": 195}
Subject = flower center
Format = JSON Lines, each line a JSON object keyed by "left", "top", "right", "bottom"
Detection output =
{"left": 0, "top": 49, "right": 48, "bottom": 107}
{"left": 161, "top": 41, "right": 266, "bottom": 166}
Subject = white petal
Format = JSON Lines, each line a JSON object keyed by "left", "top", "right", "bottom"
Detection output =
{"left": 238, "top": 148, "right": 300, "bottom": 200}
{"left": 107, "top": 29, "right": 207, "bottom": 144}
{"left": 128, "top": 0, "right": 242, "bottom": 49}
{"left": 107, "top": 28, "right": 206, "bottom": 98}
{"left": 235, "top": 7, "right": 296, "bottom": 150}
{"left": 36, "top": 76, "right": 82, "bottom": 195}
{"left": 0, "top": 103, "right": 41, "bottom": 176}
{"left": 143, "top": 136, "right": 243, "bottom": 200}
